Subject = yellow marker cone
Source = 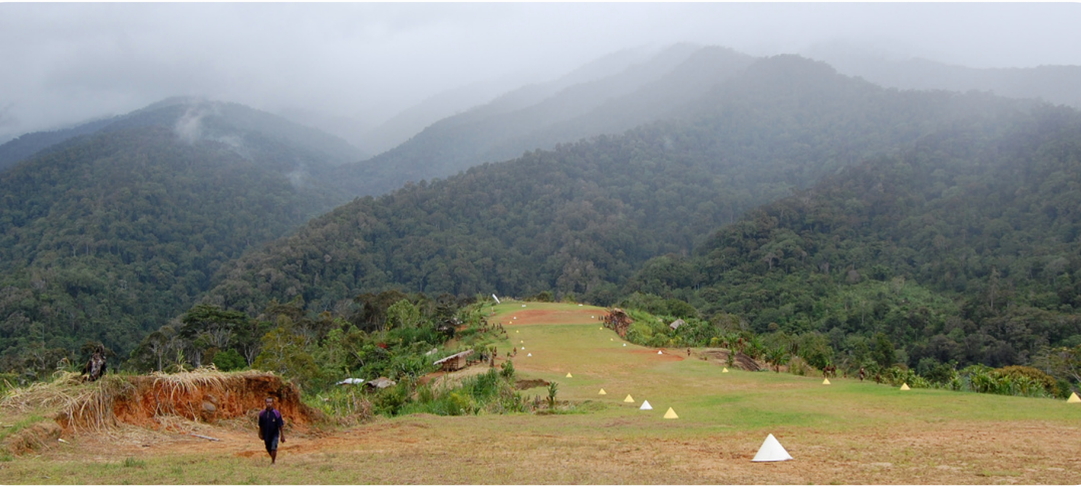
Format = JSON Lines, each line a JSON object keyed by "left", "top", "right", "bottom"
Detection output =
{"left": 823, "top": 378, "right": 831, "bottom": 385}
{"left": 1067, "top": 392, "right": 1080, "bottom": 403}
{"left": 516, "top": 330, "right": 519, "bottom": 333}
{"left": 722, "top": 367, "right": 729, "bottom": 373}
{"left": 624, "top": 394, "right": 634, "bottom": 403}
{"left": 900, "top": 383, "right": 911, "bottom": 391}
{"left": 520, "top": 340, "right": 523, "bottom": 343}
{"left": 664, "top": 407, "right": 679, "bottom": 419}
{"left": 610, "top": 338, "right": 614, "bottom": 341}
{"left": 566, "top": 373, "right": 573, "bottom": 378}
{"left": 599, "top": 389, "right": 607, "bottom": 395}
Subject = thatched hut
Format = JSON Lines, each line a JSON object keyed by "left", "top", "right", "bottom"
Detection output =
{"left": 433, "top": 350, "right": 474, "bottom": 372}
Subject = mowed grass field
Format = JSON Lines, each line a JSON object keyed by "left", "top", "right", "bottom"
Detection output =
{"left": 3, "top": 301, "right": 1079, "bottom": 484}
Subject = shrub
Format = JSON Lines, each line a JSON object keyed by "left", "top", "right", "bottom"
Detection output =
{"left": 994, "top": 366, "right": 1059, "bottom": 397}
{"left": 500, "top": 360, "right": 515, "bottom": 381}
{"left": 786, "top": 356, "right": 816, "bottom": 376}
{"left": 546, "top": 382, "right": 559, "bottom": 408}
{"left": 210, "top": 349, "right": 246, "bottom": 372}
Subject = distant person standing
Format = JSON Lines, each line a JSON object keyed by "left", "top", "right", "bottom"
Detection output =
{"left": 258, "top": 397, "right": 285, "bottom": 464}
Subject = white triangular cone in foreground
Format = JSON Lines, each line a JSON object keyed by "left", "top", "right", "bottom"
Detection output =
{"left": 640, "top": 400, "right": 653, "bottom": 410}
{"left": 751, "top": 434, "right": 793, "bottom": 462}
{"left": 624, "top": 395, "right": 634, "bottom": 403}
{"left": 1068, "top": 392, "right": 1081, "bottom": 403}
{"left": 900, "top": 383, "right": 911, "bottom": 391}
{"left": 664, "top": 407, "right": 678, "bottom": 419}
{"left": 566, "top": 373, "right": 573, "bottom": 378}
{"left": 722, "top": 367, "right": 729, "bottom": 373}
{"left": 822, "top": 378, "right": 831, "bottom": 385}
{"left": 658, "top": 350, "right": 663, "bottom": 354}
{"left": 623, "top": 343, "right": 627, "bottom": 347}
{"left": 599, "top": 389, "right": 607, "bottom": 395}
{"left": 527, "top": 353, "right": 532, "bottom": 357}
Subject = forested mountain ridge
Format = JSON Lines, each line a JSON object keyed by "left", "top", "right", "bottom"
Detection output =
{"left": 807, "top": 45, "right": 1081, "bottom": 109}
{"left": 626, "top": 105, "right": 1081, "bottom": 370}
{"left": 0, "top": 97, "right": 366, "bottom": 175}
{"left": 327, "top": 44, "right": 744, "bottom": 197}
{"left": 0, "top": 118, "right": 119, "bottom": 173}
{"left": 0, "top": 99, "right": 367, "bottom": 374}
{"left": 199, "top": 55, "right": 1042, "bottom": 320}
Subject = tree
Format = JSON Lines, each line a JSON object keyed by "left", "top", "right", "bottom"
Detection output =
{"left": 253, "top": 325, "right": 318, "bottom": 387}
{"left": 766, "top": 346, "right": 789, "bottom": 373}
{"left": 872, "top": 333, "right": 897, "bottom": 369}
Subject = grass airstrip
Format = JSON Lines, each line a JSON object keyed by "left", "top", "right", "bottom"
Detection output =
{"left": 2, "top": 301, "right": 1079, "bottom": 484}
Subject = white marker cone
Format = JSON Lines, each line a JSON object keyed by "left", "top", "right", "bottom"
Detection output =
{"left": 900, "top": 383, "right": 910, "bottom": 391}
{"left": 752, "top": 434, "right": 793, "bottom": 462}
{"left": 1067, "top": 392, "right": 1080, "bottom": 403}
{"left": 623, "top": 343, "right": 627, "bottom": 347}
{"left": 624, "top": 394, "right": 634, "bottom": 403}
{"left": 598, "top": 389, "right": 607, "bottom": 395}
{"left": 527, "top": 353, "right": 532, "bottom": 357}
{"left": 663, "top": 407, "right": 678, "bottom": 419}
{"left": 640, "top": 400, "right": 653, "bottom": 410}
{"left": 657, "top": 350, "right": 663, "bottom": 355}
{"left": 823, "top": 378, "right": 831, "bottom": 385}
{"left": 566, "top": 373, "right": 573, "bottom": 378}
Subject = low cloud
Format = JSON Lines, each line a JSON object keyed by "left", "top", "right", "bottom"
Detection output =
{"left": 2, "top": 3, "right": 1079, "bottom": 144}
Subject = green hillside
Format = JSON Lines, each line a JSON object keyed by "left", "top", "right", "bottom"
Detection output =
{"left": 627, "top": 105, "right": 1081, "bottom": 371}
{"left": 0, "top": 100, "right": 362, "bottom": 376}
{"left": 201, "top": 55, "right": 1039, "bottom": 318}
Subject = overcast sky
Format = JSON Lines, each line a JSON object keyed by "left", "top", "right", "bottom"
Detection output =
{"left": 3, "top": 2, "right": 1080, "bottom": 144}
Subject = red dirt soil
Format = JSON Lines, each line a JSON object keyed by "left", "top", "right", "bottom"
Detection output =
{"left": 628, "top": 349, "right": 685, "bottom": 362}
{"left": 57, "top": 372, "right": 320, "bottom": 433}
{"left": 500, "top": 308, "right": 602, "bottom": 326}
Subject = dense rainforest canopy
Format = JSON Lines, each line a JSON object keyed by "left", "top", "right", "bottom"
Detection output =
{"left": 1, "top": 53, "right": 1078, "bottom": 398}
{"left": 0, "top": 101, "right": 357, "bottom": 372}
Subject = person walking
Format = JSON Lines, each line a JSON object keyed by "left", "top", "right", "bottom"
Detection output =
{"left": 258, "top": 397, "right": 285, "bottom": 464}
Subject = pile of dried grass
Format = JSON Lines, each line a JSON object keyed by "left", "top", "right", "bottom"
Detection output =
{"left": 1, "top": 368, "right": 319, "bottom": 435}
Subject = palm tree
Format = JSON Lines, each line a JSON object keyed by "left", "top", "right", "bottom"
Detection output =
{"left": 766, "top": 346, "right": 789, "bottom": 373}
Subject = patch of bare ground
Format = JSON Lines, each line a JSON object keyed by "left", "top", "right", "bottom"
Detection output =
{"left": 696, "top": 348, "right": 765, "bottom": 371}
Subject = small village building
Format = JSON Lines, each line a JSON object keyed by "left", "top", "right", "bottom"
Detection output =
{"left": 433, "top": 349, "right": 474, "bottom": 372}
{"left": 669, "top": 319, "right": 685, "bottom": 331}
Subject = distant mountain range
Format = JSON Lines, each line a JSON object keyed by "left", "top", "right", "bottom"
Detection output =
{"left": 806, "top": 44, "right": 1081, "bottom": 108}
{"left": 2, "top": 44, "right": 1080, "bottom": 379}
